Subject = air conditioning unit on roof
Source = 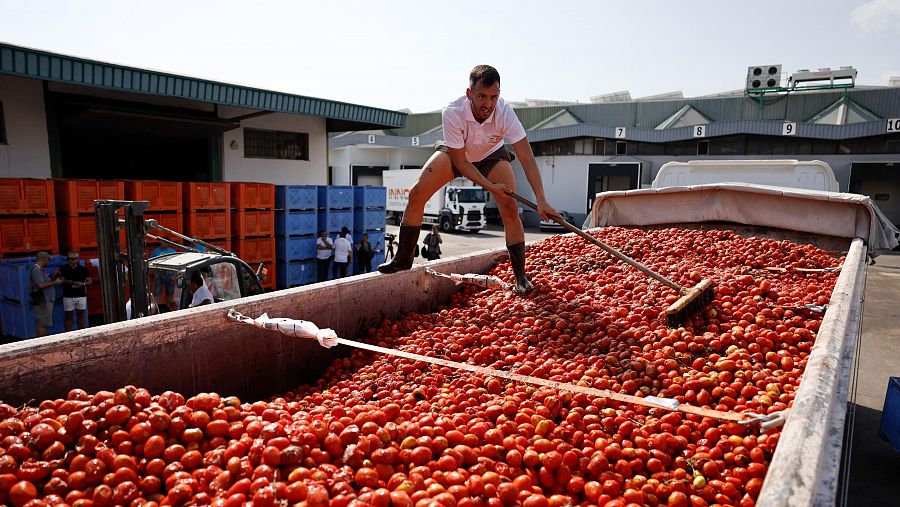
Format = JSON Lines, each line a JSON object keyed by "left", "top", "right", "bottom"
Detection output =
{"left": 746, "top": 65, "right": 782, "bottom": 91}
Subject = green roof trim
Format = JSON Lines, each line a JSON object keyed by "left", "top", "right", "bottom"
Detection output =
{"left": 0, "top": 43, "right": 406, "bottom": 131}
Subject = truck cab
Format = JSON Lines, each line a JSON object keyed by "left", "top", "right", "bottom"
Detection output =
{"left": 148, "top": 252, "right": 265, "bottom": 310}
{"left": 441, "top": 186, "right": 487, "bottom": 232}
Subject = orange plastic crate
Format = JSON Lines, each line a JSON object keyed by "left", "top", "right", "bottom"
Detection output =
{"left": 59, "top": 215, "right": 99, "bottom": 250}
{"left": 0, "top": 179, "right": 55, "bottom": 215}
{"left": 232, "top": 210, "right": 275, "bottom": 238}
{"left": 0, "top": 216, "right": 59, "bottom": 254}
{"left": 184, "top": 182, "right": 230, "bottom": 211}
{"left": 54, "top": 179, "right": 125, "bottom": 215}
{"left": 184, "top": 211, "right": 231, "bottom": 239}
{"left": 125, "top": 181, "right": 183, "bottom": 212}
{"left": 145, "top": 213, "right": 183, "bottom": 245}
{"left": 200, "top": 238, "right": 232, "bottom": 253}
{"left": 258, "top": 260, "right": 275, "bottom": 289}
{"left": 231, "top": 182, "right": 275, "bottom": 210}
{"left": 232, "top": 237, "right": 276, "bottom": 263}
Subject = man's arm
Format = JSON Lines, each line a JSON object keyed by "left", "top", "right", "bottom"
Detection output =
{"left": 510, "top": 137, "right": 558, "bottom": 220}
{"left": 446, "top": 148, "right": 510, "bottom": 195}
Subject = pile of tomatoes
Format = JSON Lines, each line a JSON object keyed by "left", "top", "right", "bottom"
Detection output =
{"left": 0, "top": 227, "right": 843, "bottom": 507}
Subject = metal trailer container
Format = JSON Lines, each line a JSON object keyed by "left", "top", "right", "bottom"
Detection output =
{"left": 0, "top": 185, "right": 894, "bottom": 506}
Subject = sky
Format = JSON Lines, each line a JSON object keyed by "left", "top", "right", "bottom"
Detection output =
{"left": 1, "top": 0, "right": 898, "bottom": 113}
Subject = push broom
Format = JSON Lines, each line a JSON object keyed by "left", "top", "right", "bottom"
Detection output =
{"left": 508, "top": 192, "right": 715, "bottom": 328}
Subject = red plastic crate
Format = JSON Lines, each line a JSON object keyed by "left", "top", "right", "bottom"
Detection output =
{"left": 125, "top": 181, "right": 183, "bottom": 212}
{"left": 200, "top": 238, "right": 232, "bottom": 253}
{"left": 184, "top": 211, "right": 231, "bottom": 239}
{"left": 231, "top": 182, "right": 275, "bottom": 210}
{"left": 0, "top": 179, "right": 55, "bottom": 215}
{"left": 232, "top": 210, "right": 275, "bottom": 238}
{"left": 232, "top": 237, "right": 276, "bottom": 263}
{"left": 184, "top": 182, "right": 230, "bottom": 211}
{"left": 0, "top": 217, "right": 59, "bottom": 255}
{"left": 145, "top": 213, "right": 183, "bottom": 245}
{"left": 54, "top": 179, "right": 125, "bottom": 215}
{"left": 59, "top": 215, "right": 99, "bottom": 250}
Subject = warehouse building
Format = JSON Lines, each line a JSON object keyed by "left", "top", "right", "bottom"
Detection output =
{"left": 329, "top": 67, "right": 900, "bottom": 226}
{"left": 0, "top": 43, "right": 405, "bottom": 185}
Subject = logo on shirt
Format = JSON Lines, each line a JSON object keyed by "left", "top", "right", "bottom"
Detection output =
{"left": 488, "top": 134, "right": 502, "bottom": 144}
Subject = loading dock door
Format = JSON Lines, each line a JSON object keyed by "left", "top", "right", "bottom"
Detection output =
{"left": 351, "top": 166, "right": 388, "bottom": 186}
{"left": 849, "top": 162, "right": 900, "bottom": 227}
{"left": 586, "top": 163, "right": 641, "bottom": 211}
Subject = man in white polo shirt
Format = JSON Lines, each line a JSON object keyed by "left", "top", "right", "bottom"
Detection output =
{"left": 378, "top": 64, "right": 557, "bottom": 294}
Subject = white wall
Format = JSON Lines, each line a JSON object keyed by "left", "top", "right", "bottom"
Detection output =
{"left": 327, "top": 145, "right": 432, "bottom": 185}
{"left": 221, "top": 107, "right": 328, "bottom": 185}
{"left": 0, "top": 75, "right": 52, "bottom": 178}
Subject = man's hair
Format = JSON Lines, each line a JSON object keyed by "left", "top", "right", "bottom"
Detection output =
{"left": 191, "top": 271, "right": 203, "bottom": 287}
{"left": 36, "top": 251, "right": 51, "bottom": 260}
{"left": 469, "top": 65, "right": 500, "bottom": 89}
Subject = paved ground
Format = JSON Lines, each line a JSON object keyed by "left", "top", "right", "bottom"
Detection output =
{"left": 844, "top": 253, "right": 900, "bottom": 506}
{"left": 385, "top": 223, "right": 558, "bottom": 265}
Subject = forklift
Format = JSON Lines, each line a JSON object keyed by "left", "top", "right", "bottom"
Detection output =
{"left": 94, "top": 200, "right": 266, "bottom": 322}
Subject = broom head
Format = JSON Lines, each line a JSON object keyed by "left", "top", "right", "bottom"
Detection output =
{"left": 665, "top": 279, "right": 715, "bottom": 328}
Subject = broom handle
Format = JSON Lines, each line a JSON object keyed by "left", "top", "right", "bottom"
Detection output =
{"left": 508, "top": 192, "right": 684, "bottom": 292}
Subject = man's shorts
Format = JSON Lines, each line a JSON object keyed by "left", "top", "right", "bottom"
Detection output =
{"left": 435, "top": 142, "right": 516, "bottom": 180}
{"left": 34, "top": 301, "right": 53, "bottom": 327}
{"left": 63, "top": 297, "right": 87, "bottom": 312}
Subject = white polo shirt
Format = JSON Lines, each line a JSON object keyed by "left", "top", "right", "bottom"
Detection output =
{"left": 442, "top": 96, "right": 527, "bottom": 163}
{"left": 333, "top": 236, "right": 353, "bottom": 263}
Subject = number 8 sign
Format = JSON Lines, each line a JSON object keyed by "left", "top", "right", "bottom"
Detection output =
{"left": 693, "top": 125, "right": 706, "bottom": 138}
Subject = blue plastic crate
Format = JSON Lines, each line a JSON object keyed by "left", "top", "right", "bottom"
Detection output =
{"left": 1, "top": 297, "right": 87, "bottom": 339}
{"left": 276, "top": 185, "right": 317, "bottom": 210}
{"left": 353, "top": 209, "right": 387, "bottom": 232}
{"left": 352, "top": 231, "right": 385, "bottom": 252}
{"left": 354, "top": 186, "right": 387, "bottom": 209}
{"left": 0, "top": 256, "right": 74, "bottom": 303}
{"left": 318, "top": 210, "right": 353, "bottom": 234}
{"left": 276, "top": 236, "right": 317, "bottom": 262}
{"left": 372, "top": 251, "right": 385, "bottom": 267}
{"left": 276, "top": 260, "right": 317, "bottom": 288}
{"left": 275, "top": 210, "right": 317, "bottom": 236}
{"left": 880, "top": 377, "right": 900, "bottom": 452}
{"left": 317, "top": 186, "right": 354, "bottom": 210}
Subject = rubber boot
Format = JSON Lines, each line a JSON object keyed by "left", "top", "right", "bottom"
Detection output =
{"left": 507, "top": 242, "right": 534, "bottom": 295}
{"left": 378, "top": 225, "right": 421, "bottom": 274}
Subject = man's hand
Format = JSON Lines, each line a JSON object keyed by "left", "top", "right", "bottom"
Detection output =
{"left": 536, "top": 198, "right": 560, "bottom": 222}
{"left": 487, "top": 182, "right": 513, "bottom": 195}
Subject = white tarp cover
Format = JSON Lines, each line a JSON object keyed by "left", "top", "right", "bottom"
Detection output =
{"left": 587, "top": 183, "right": 899, "bottom": 253}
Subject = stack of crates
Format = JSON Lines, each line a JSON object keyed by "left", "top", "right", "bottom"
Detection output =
{"left": 274, "top": 186, "right": 318, "bottom": 288}
{"left": 353, "top": 186, "right": 388, "bottom": 271}
{"left": 0, "top": 255, "right": 88, "bottom": 338}
{"left": 318, "top": 186, "right": 354, "bottom": 278}
{"left": 0, "top": 179, "right": 58, "bottom": 258}
{"left": 54, "top": 179, "right": 125, "bottom": 318}
{"left": 184, "top": 183, "right": 231, "bottom": 252}
{"left": 125, "top": 180, "right": 183, "bottom": 250}
{"left": 231, "top": 182, "right": 276, "bottom": 290}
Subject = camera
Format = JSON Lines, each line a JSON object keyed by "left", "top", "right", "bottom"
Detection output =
{"left": 384, "top": 233, "right": 396, "bottom": 242}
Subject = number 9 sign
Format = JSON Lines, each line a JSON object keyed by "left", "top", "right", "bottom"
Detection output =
{"left": 783, "top": 122, "right": 797, "bottom": 136}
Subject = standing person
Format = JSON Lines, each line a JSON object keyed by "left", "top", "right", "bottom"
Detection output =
{"left": 188, "top": 271, "right": 213, "bottom": 308}
{"left": 316, "top": 230, "right": 334, "bottom": 282}
{"left": 422, "top": 225, "right": 443, "bottom": 261}
{"left": 150, "top": 244, "right": 176, "bottom": 308}
{"left": 356, "top": 233, "right": 374, "bottom": 273}
{"left": 29, "top": 251, "right": 64, "bottom": 337}
{"left": 332, "top": 227, "right": 353, "bottom": 279}
{"left": 59, "top": 251, "right": 91, "bottom": 331}
{"left": 377, "top": 65, "right": 557, "bottom": 294}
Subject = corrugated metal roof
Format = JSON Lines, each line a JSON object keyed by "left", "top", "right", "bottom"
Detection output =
{"left": 330, "top": 118, "right": 897, "bottom": 149}
{"left": 0, "top": 43, "right": 406, "bottom": 130}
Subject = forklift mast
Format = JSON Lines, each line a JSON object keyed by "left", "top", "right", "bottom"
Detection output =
{"left": 94, "top": 200, "right": 152, "bottom": 322}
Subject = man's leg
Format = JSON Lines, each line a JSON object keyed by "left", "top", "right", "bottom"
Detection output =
{"left": 378, "top": 151, "right": 454, "bottom": 274}
{"left": 65, "top": 310, "right": 74, "bottom": 331}
{"left": 487, "top": 162, "right": 533, "bottom": 294}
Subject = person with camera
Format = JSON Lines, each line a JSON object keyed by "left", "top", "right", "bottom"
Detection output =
{"left": 422, "top": 225, "right": 443, "bottom": 261}
{"left": 29, "top": 251, "right": 65, "bottom": 337}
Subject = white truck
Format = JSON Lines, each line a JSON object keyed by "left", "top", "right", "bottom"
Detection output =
{"left": 652, "top": 159, "right": 840, "bottom": 191}
{"left": 384, "top": 169, "right": 487, "bottom": 232}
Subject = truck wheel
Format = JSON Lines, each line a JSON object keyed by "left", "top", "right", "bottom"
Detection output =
{"left": 440, "top": 216, "right": 453, "bottom": 233}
